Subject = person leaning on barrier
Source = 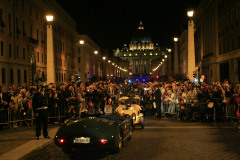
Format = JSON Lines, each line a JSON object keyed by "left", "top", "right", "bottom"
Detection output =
{"left": 32, "top": 85, "right": 50, "bottom": 140}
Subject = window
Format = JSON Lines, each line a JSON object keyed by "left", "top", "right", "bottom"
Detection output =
{"left": 10, "top": 69, "right": 13, "bottom": 84}
{"left": 36, "top": 10, "right": 38, "bottom": 20}
{"left": 16, "top": 17, "right": 19, "bottom": 33}
{"left": 30, "top": 6, "right": 32, "bottom": 16}
{"left": 16, "top": 46, "right": 19, "bottom": 58}
{"left": 238, "top": 36, "right": 240, "bottom": 49}
{"left": 9, "top": 43, "right": 12, "bottom": 57}
{"left": 232, "top": 39, "right": 235, "bottom": 51}
{"left": 42, "top": 53, "right": 43, "bottom": 63}
{"left": 17, "top": 69, "right": 20, "bottom": 83}
{"left": 22, "top": 0, "right": 24, "bottom": 10}
{"left": 30, "top": 25, "right": 32, "bottom": 37}
{"left": 24, "top": 70, "right": 27, "bottom": 83}
{"left": 78, "top": 57, "right": 80, "bottom": 63}
{"left": 56, "top": 73, "right": 58, "bottom": 82}
{"left": 59, "top": 73, "right": 61, "bottom": 82}
{"left": 8, "top": 13, "right": 11, "bottom": 33}
{"left": 37, "top": 52, "right": 39, "bottom": 62}
{"left": 0, "top": 9, "right": 4, "bottom": 29}
{"left": 22, "top": 21, "right": 26, "bottom": 36}
{"left": 23, "top": 47, "right": 25, "bottom": 59}
{"left": 1, "top": 41, "right": 3, "bottom": 56}
{"left": 37, "top": 29, "right": 39, "bottom": 40}
{"left": 15, "top": 0, "right": 18, "bottom": 7}
{"left": 2, "top": 68, "right": 5, "bottom": 84}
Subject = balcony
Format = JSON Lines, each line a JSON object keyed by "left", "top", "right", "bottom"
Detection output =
{"left": 27, "top": 37, "right": 39, "bottom": 47}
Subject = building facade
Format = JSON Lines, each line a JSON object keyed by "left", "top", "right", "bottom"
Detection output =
{"left": 0, "top": 0, "right": 106, "bottom": 90}
{"left": 194, "top": 0, "right": 240, "bottom": 83}
{"left": 113, "top": 21, "right": 168, "bottom": 77}
{"left": 77, "top": 35, "right": 101, "bottom": 84}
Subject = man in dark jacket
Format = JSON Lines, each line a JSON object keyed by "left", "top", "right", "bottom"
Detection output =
{"left": 155, "top": 84, "right": 162, "bottom": 118}
{"left": 32, "top": 86, "right": 50, "bottom": 140}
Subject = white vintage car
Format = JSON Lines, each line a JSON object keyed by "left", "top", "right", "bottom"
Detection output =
{"left": 116, "top": 96, "right": 144, "bottom": 129}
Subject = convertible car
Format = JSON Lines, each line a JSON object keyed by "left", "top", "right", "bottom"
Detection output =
{"left": 116, "top": 96, "right": 144, "bottom": 129}
{"left": 54, "top": 113, "right": 133, "bottom": 154}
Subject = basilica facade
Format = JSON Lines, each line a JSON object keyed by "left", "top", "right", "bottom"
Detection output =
{"left": 113, "top": 21, "right": 168, "bottom": 77}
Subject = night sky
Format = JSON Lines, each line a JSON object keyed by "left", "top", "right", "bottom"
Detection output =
{"left": 56, "top": 0, "right": 201, "bottom": 52}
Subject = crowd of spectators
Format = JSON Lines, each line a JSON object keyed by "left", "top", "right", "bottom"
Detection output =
{"left": 0, "top": 77, "right": 240, "bottom": 130}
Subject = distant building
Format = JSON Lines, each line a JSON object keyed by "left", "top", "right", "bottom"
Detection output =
{"left": 113, "top": 21, "right": 168, "bottom": 77}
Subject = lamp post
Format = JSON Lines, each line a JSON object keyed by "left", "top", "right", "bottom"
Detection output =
{"left": 166, "top": 48, "right": 172, "bottom": 77}
{"left": 187, "top": 10, "right": 196, "bottom": 82}
{"left": 173, "top": 37, "right": 179, "bottom": 75}
{"left": 79, "top": 40, "right": 86, "bottom": 85}
{"left": 46, "top": 15, "right": 56, "bottom": 84}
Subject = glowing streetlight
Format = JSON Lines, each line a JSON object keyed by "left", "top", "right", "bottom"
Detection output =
{"left": 94, "top": 51, "right": 98, "bottom": 54}
{"left": 165, "top": 55, "right": 167, "bottom": 58}
{"left": 112, "top": 63, "right": 114, "bottom": 65}
{"left": 187, "top": 10, "right": 194, "bottom": 17}
{"left": 102, "top": 56, "right": 106, "bottom": 60}
{"left": 162, "top": 59, "right": 165, "bottom": 62}
{"left": 174, "top": 37, "right": 178, "bottom": 42}
{"left": 108, "top": 60, "right": 111, "bottom": 63}
{"left": 46, "top": 15, "right": 53, "bottom": 22}
{"left": 129, "top": 72, "right": 132, "bottom": 75}
{"left": 168, "top": 49, "right": 172, "bottom": 52}
{"left": 79, "top": 40, "right": 84, "bottom": 45}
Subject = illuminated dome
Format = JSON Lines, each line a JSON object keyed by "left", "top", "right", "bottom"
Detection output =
{"left": 130, "top": 21, "right": 152, "bottom": 44}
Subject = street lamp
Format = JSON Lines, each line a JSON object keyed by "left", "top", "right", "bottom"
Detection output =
{"left": 173, "top": 36, "right": 179, "bottom": 75}
{"left": 79, "top": 40, "right": 84, "bottom": 45}
{"left": 102, "top": 56, "right": 106, "bottom": 60}
{"left": 168, "top": 49, "right": 172, "bottom": 52}
{"left": 94, "top": 51, "right": 98, "bottom": 55}
{"left": 108, "top": 60, "right": 111, "bottom": 63}
{"left": 46, "top": 15, "right": 53, "bottom": 22}
{"left": 165, "top": 55, "right": 167, "bottom": 58}
{"left": 46, "top": 14, "right": 56, "bottom": 84}
{"left": 187, "top": 10, "right": 194, "bottom": 17}
{"left": 112, "top": 63, "right": 114, "bottom": 65}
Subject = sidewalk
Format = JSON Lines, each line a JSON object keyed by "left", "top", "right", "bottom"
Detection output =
{"left": 0, "top": 126, "right": 59, "bottom": 160}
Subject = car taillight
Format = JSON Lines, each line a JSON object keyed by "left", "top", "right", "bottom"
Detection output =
{"left": 59, "top": 139, "right": 64, "bottom": 144}
{"left": 100, "top": 139, "right": 107, "bottom": 144}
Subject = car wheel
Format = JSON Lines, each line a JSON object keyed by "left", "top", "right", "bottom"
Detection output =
{"left": 113, "top": 131, "right": 123, "bottom": 153}
{"left": 62, "top": 147, "right": 72, "bottom": 154}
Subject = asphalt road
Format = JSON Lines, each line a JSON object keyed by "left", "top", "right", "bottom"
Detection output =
{"left": 20, "top": 114, "right": 240, "bottom": 160}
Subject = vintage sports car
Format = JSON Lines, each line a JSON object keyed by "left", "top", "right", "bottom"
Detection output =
{"left": 54, "top": 113, "right": 133, "bottom": 154}
{"left": 116, "top": 96, "right": 144, "bottom": 129}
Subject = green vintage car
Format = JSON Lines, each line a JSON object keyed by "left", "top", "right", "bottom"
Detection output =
{"left": 54, "top": 114, "right": 133, "bottom": 154}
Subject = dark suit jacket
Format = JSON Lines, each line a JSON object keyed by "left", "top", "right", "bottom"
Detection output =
{"left": 155, "top": 88, "right": 162, "bottom": 102}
